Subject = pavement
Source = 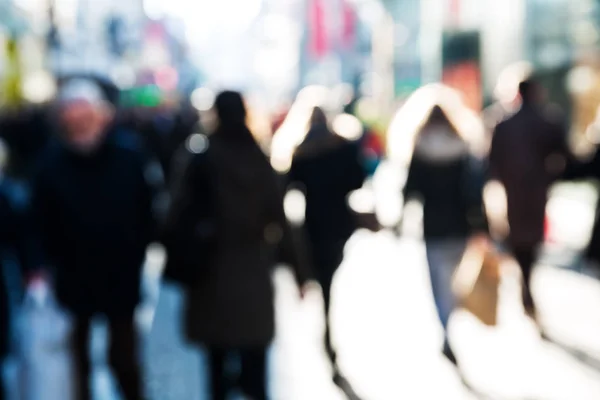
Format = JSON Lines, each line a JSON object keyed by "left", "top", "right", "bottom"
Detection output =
{"left": 9, "top": 230, "right": 596, "bottom": 400}
{"left": 5, "top": 163, "right": 600, "bottom": 399}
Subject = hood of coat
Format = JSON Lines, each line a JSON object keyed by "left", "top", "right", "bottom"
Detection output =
{"left": 413, "top": 126, "right": 469, "bottom": 163}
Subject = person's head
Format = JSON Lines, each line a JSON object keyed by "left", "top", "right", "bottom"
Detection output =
{"left": 57, "top": 79, "right": 113, "bottom": 153}
{"left": 215, "top": 90, "right": 247, "bottom": 127}
{"left": 425, "top": 105, "right": 452, "bottom": 128}
{"left": 518, "top": 78, "right": 544, "bottom": 105}
{"left": 308, "top": 106, "right": 328, "bottom": 129}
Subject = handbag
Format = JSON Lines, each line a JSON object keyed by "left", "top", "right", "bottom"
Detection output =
{"left": 452, "top": 237, "right": 501, "bottom": 326}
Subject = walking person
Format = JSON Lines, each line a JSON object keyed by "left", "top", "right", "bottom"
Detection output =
{"left": 401, "top": 105, "right": 488, "bottom": 366}
{"left": 0, "top": 139, "right": 38, "bottom": 400}
{"left": 166, "top": 91, "right": 310, "bottom": 400}
{"left": 489, "top": 78, "right": 569, "bottom": 321}
{"left": 31, "top": 79, "right": 165, "bottom": 400}
{"left": 288, "top": 106, "right": 366, "bottom": 395}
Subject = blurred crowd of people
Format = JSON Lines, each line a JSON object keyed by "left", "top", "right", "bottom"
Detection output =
{"left": 0, "top": 72, "right": 599, "bottom": 400}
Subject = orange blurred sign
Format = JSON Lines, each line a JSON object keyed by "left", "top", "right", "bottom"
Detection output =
{"left": 442, "top": 61, "right": 482, "bottom": 112}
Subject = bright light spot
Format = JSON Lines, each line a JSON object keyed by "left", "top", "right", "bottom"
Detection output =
{"left": 333, "top": 113, "right": 363, "bottom": 141}
{"left": 186, "top": 133, "right": 209, "bottom": 154}
{"left": 348, "top": 188, "right": 375, "bottom": 214}
{"left": 22, "top": 71, "right": 56, "bottom": 103}
{"left": 166, "top": 0, "right": 263, "bottom": 37}
{"left": 143, "top": 0, "right": 165, "bottom": 20}
{"left": 284, "top": 189, "right": 306, "bottom": 224}
{"left": 494, "top": 61, "right": 532, "bottom": 103}
{"left": 567, "top": 66, "right": 596, "bottom": 94}
{"left": 191, "top": 87, "right": 216, "bottom": 112}
{"left": 111, "top": 64, "right": 136, "bottom": 90}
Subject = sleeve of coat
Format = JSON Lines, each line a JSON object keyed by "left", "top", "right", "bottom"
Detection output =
{"left": 27, "top": 170, "right": 56, "bottom": 275}
{"left": 269, "top": 170, "right": 313, "bottom": 286}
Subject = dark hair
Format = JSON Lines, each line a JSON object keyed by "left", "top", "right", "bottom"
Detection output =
{"left": 215, "top": 91, "right": 247, "bottom": 126}
{"left": 420, "top": 105, "right": 461, "bottom": 139}
{"left": 518, "top": 79, "right": 540, "bottom": 103}
{"left": 309, "top": 106, "right": 328, "bottom": 129}
{"left": 214, "top": 91, "right": 255, "bottom": 144}
{"left": 425, "top": 105, "right": 453, "bottom": 127}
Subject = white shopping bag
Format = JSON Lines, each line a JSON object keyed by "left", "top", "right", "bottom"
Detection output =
{"left": 16, "top": 278, "right": 74, "bottom": 400}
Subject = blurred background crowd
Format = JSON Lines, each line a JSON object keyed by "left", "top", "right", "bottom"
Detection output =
{"left": 1, "top": 0, "right": 600, "bottom": 399}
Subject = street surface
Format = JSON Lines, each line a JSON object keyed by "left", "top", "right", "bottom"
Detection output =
{"left": 4, "top": 162, "right": 600, "bottom": 399}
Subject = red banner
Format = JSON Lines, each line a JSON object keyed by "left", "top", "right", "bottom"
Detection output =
{"left": 308, "top": 0, "right": 328, "bottom": 58}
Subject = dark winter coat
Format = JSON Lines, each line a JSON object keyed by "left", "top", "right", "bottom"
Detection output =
{"left": 404, "top": 133, "right": 488, "bottom": 240}
{"left": 0, "top": 179, "right": 37, "bottom": 357}
{"left": 31, "top": 128, "right": 164, "bottom": 318}
{"left": 490, "top": 104, "right": 568, "bottom": 248}
{"left": 564, "top": 149, "right": 600, "bottom": 263}
{"left": 289, "top": 127, "right": 366, "bottom": 274}
{"left": 181, "top": 131, "right": 309, "bottom": 348}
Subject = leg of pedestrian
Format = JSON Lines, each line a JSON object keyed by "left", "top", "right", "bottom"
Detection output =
{"left": 71, "top": 318, "right": 92, "bottom": 400}
{"left": 207, "top": 348, "right": 229, "bottom": 400}
{"left": 321, "top": 271, "right": 337, "bottom": 368}
{"left": 107, "top": 317, "right": 143, "bottom": 400}
{"left": 239, "top": 348, "right": 267, "bottom": 400}
{"left": 425, "top": 240, "right": 466, "bottom": 366}
{"left": 513, "top": 247, "right": 537, "bottom": 317}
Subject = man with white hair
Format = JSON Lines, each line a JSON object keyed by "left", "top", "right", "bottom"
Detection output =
{"left": 30, "top": 78, "right": 164, "bottom": 400}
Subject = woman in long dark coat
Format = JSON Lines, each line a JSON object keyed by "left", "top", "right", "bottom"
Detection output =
{"left": 172, "top": 91, "right": 310, "bottom": 400}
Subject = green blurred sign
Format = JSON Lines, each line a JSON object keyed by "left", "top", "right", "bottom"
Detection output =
{"left": 120, "top": 85, "right": 163, "bottom": 108}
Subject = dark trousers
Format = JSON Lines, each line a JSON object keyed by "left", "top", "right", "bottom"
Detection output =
{"left": 314, "top": 243, "right": 345, "bottom": 369}
{"left": 512, "top": 246, "right": 537, "bottom": 312}
{"left": 208, "top": 347, "right": 267, "bottom": 400}
{"left": 71, "top": 316, "right": 143, "bottom": 400}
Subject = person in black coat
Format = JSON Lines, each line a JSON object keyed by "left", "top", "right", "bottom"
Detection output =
{"left": 168, "top": 91, "right": 310, "bottom": 400}
{"left": 402, "top": 106, "right": 488, "bottom": 366}
{"left": 31, "top": 79, "right": 165, "bottom": 400}
{"left": 288, "top": 107, "right": 366, "bottom": 392}
{"left": 0, "top": 151, "right": 38, "bottom": 400}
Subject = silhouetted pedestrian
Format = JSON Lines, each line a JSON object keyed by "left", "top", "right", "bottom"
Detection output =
{"left": 169, "top": 91, "right": 310, "bottom": 400}
{"left": 288, "top": 106, "right": 365, "bottom": 393}
{"left": 31, "top": 79, "right": 165, "bottom": 400}
{"left": 490, "top": 78, "right": 569, "bottom": 321}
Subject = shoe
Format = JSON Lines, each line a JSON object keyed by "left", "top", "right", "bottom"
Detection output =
{"left": 333, "top": 371, "right": 363, "bottom": 400}
{"left": 442, "top": 340, "right": 459, "bottom": 366}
